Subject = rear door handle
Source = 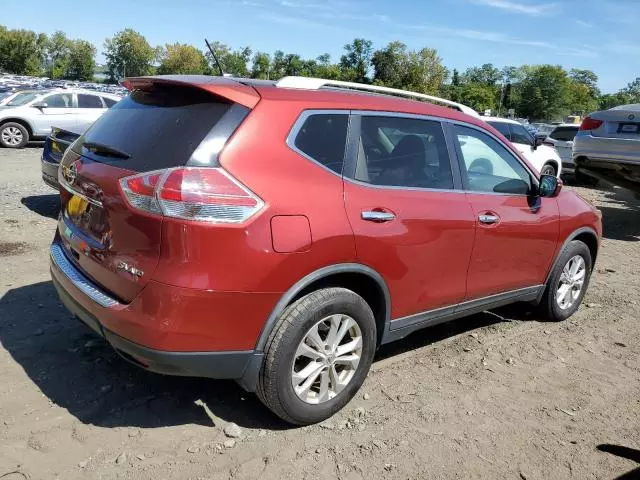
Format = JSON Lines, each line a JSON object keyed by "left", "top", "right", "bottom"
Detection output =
{"left": 478, "top": 214, "right": 499, "bottom": 225}
{"left": 361, "top": 211, "right": 395, "bottom": 222}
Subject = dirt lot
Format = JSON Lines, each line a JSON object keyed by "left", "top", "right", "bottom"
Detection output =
{"left": 0, "top": 147, "right": 638, "bottom": 480}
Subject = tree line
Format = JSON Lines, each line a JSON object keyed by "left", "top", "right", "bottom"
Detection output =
{"left": 1, "top": 25, "right": 638, "bottom": 121}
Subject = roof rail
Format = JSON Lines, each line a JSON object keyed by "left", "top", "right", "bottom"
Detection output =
{"left": 275, "top": 76, "right": 479, "bottom": 117}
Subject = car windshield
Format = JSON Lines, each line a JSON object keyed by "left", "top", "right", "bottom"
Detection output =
{"left": 7, "top": 92, "right": 42, "bottom": 106}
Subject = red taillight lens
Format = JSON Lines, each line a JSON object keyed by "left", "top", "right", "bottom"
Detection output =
{"left": 119, "top": 167, "right": 263, "bottom": 223}
{"left": 579, "top": 117, "right": 603, "bottom": 131}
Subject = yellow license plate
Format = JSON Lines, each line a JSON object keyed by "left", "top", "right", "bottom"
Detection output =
{"left": 67, "top": 195, "right": 89, "bottom": 216}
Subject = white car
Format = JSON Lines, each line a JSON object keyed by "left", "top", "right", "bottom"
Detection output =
{"left": 0, "top": 89, "right": 121, "bottom": 148}
{"left": 484, "top": 117, "right": 562, "bottom": 177}
{"left": 542, "top": 124, "right": 580, "bottom": 175}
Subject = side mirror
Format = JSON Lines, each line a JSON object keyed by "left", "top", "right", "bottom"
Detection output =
{"left": 538, "top": 174, "right": 562, "bottom": 198}
{"left": 32, "top": 102, "right": 48, "bottom": 109}
{"left": 533, "top": 136, "right": 543, "bottom": 150}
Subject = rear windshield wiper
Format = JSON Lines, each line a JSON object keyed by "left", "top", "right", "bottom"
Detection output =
{"left": 81, "top": 141, "right": 131, "bottom": 160}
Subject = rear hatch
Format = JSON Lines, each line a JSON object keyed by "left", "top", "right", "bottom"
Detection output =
{"left": 590, "top": 105, "right": 640, "bottom": 138}
{"left": 56, "top": 78, "right": 258, "bottom": 303}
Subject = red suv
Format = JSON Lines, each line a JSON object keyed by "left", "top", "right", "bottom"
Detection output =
{"left": 50, "top": 75, "right": 602, "bottom": 425}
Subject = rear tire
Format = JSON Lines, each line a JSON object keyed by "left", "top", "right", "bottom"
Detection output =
{"left": 540, "top": 240, "right": 592, "bottom": 321}
{"left": 0, "top": 122, "right": 29, "bottom": 149}
{"left": 257, "top": 288, "right": 376, "bottom": 425}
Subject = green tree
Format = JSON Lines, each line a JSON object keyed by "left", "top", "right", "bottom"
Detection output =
{"left": 104, "top": 29, "right": 157, "bottom": 82}
{"left": 457, "top": 83, "right": 497, "bottom": 112}
{"left": 462, "top": 63, "right": 501, "bottom": 86}
{"left": 340, "top": 38, "right": 373, "bottom": 83}
{"left": 157, "top": 43, "right": 207, "bottom": 74}
{"left": 599, "top": 92, "right": 632, "bottom": 110}
{"left": 0, "top": 28, "right": 47, "bottom": 75}
{"left": 251, "top": 51, "right": 271, "bottom": 79}
{"left": 624, "top": 77, "right": 640, "bottom": 103}
{"left": 314, "top": 54, "right": 341, "bottom": 79}
{"left": 516, "top": 65, "right": 571, "bottom": 121}
{"left": 46, "top": 30, "right": 71, "bottom": 79}
{"left": 205, "top": 42, "right": 251, "bottom": 76}
{"left": 66, "top": 40, "right": 96, "bottom": 81}
{"left": 372, "top": 41, "right": 446, "bottom": 94}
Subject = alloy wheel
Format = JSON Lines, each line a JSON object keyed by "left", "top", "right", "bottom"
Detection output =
{"left": 556, "top": 255, "right": 586, "bottom": 310}
{"left": 291, "top": 314, "right": 362, "bottom": 404}
{"left": 1, "top": 126, "right": 23, "bottom": 146}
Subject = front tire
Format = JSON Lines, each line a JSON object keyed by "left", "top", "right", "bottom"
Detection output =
{"left": 0, "top": 122, "right": 29, "bottom": 148}
{"left": 257, "top": 288, "right": 376, "bottom": 425}
{"left": 540, "top": 163, "right": 557, "bottom": 177}
{"left": 540, "top": 240, "right": 592, "bottom": 321}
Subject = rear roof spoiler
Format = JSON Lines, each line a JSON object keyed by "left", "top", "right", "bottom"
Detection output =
{"left": 122, "top": 75, "right": 261, "bottom": 109}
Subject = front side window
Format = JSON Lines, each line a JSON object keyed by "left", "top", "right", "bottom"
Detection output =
{"left": 8, "top": 92, "right": 40, "bottom": 106}
{"left": 293, "top": 113, "right": 348, "bottom": 174}
{"left": 455, "top": 125, "right": 532, "bottom": 195}
{"left": 510, "top": 123, "right": 533, "bottom": 145}
{"left": 487, "top": 121, "right": 511, "bottom": 141}
{"left": 351, "top": 115, "right": 453, "bottom": 190}
{"left": 45, "top": 93, "right": 74, "bottom": 108}
{"left": 549, "top": 127, "right": 579, "bottom": 142}
{"left": 78, "top": 94, "right": 104, "bottom": 108}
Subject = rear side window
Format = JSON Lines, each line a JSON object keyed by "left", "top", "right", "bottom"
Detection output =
{"left": 102, "top": 97, "right": 118, "bottom": 108}
{"left": 293, "top": 113, "right": 348, "bottom": 174}
{"left": 352, "top": 115, "right": 454, "bottom": 190}
{"left": 510, "top": 124, "right": 533, "bottom": 145}
{"left": 78, "top": 94, "right": 104, "bottom": 108}
{"left": 549, "top": 127, "right": 579, "bottom": 141}
{"left": 75, "top": 86, "right": 232, "bottom": 171}
{"left": 488, "top": 121, "right": 511, "bottom": 140}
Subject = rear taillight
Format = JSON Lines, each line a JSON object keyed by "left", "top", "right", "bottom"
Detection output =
{"left": 579, "top": 116, "right": 603, "bottom": 131}
{"left": 119, "top": 167, "right": 263, "bottom": 223}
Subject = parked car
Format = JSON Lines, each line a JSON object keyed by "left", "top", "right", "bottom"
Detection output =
{"left": 573, "top": 104, "right": 640, "bottom": 193}
{"left": 41, "top": 126, "right": 82, "bottom": 189}
{"left": 484, "top": 117, "right": 562, "bottom": 177}
{"left": 0, "top": 89, "right": 120, "bottom": 148}
{"left": 50, "top": 75, "right": 602, "bottom": 425}
{"left": 543, "top": 124, "right": 580, "bottom": 175}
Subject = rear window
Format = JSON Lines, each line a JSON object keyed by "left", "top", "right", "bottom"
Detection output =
{"left": 487, "top": 121, "right": 511, "bottom": 140}
{"left": 78, "top": 94, "right": 104, "bottom": 108}
{"left": 549, "top": 126, "right": 579, "bottom": 141}
{"left": 293, "top": 113, "right": 348, "bottom": 174}
{"left": 75, "top": 85, "right": 232, "bottom": 171}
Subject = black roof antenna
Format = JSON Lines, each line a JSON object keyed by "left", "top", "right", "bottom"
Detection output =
{"left": 205, "top": 39, "right": 224, "bottom": 77}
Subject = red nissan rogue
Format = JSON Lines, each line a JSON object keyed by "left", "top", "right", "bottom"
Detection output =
{"left": 50, "top": 75, "right": 602, "bottom": 425}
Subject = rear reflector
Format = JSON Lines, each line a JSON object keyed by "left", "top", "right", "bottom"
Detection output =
{"left": 119, "top": 167, "right": 263, "bottom": 223}
{"left": 579, "top": 117, "right": 603, "bottom": 131}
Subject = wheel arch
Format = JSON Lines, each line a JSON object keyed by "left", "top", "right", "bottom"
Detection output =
{"left": 537, "top": 226, "right": 599, "bottom": 303}
{"left": 542, "top": 159, "right": 560, "bottom": 175}
{"left": 0, "top": 117, "right": 34, "bottom": 137}
{"left": 254, "top": 263, "right": 391, "bottom": 352}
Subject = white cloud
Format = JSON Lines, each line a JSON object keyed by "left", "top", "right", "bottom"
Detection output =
{"left": 470, "top": 0, "right": 559, "bottom": 15}
{"left": 575, "top": 19, "right": 593, "bottom": 27}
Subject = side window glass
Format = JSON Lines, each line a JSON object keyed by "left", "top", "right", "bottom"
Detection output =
{"left": 45, "top": 93, "right": 73, "bottom": 108}
{"left": 488, "top": 121, "right": 511, "bottom": 140}
{"left": 102, "top": 97, "right": 117, "bottom": 108}
{"left": 78, "top": 94, "right": 104, "bottom": 108}
{"left": 293, "top": 113, "right": 348, "bottom": 174}
{"left": 549, "top": 127, "right": 578, "bottom": 141}
{"left": 510, "top": 124, "right": 533, "bottom": 145}
{"left": 454, "top": 125, "right": 532, "bottom": 195}
{"left": 352, "top": 116, "right": 454, "bottom": 189}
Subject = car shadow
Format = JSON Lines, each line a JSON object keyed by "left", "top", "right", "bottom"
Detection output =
{"left": 597, "top": 444, "right": 640, "bottom": 479}
{"left": 21, "top": 194, "right": 60, "bottom": 220}
{"left": 597, "top": 187, "right": 640, "bottom": 242}
{"left": 0, "top": 280, "right": 524, "bottom": 432}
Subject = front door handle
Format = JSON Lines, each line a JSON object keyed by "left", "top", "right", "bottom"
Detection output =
{"left": 362, "top": 210, "right": 395, "bottom": 222}
{"left": 478, "top": 214, "right": 499, "bottom": 225}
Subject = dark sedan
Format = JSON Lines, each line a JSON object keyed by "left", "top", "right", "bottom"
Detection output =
{"left": 41, "top": 127, "right": 81, "bottom": 190}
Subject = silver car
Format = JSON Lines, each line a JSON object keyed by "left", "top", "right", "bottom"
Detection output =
{"left": 544, "top": 124, "right": 580, "bottom": 174}
{"left": 573, "top": 104, "right": 640, "bottom": 192}
{"left": 0, "top": 89, "right": 121, "bottom": 148}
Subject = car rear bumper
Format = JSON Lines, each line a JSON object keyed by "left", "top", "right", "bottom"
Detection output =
{"left": 49, "top": 240, "right": 275, "bottom": 382}
{"left": 573, "top": 133, "right": 640, "bottom": 165}
{"left": 41, "top": 158, "right": 60, "bottom": 190}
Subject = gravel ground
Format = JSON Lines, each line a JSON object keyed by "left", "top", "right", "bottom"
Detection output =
{"left": 0, "top": 147, "right": 638, "bottom": 480}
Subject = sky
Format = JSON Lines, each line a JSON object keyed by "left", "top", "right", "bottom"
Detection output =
{"left": 2, "top": 0, "right": 639, "bottom": 93}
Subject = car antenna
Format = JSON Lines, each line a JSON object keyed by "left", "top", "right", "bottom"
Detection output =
{"left": 205, "top": 39, "right": 224, "bottom": 77}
